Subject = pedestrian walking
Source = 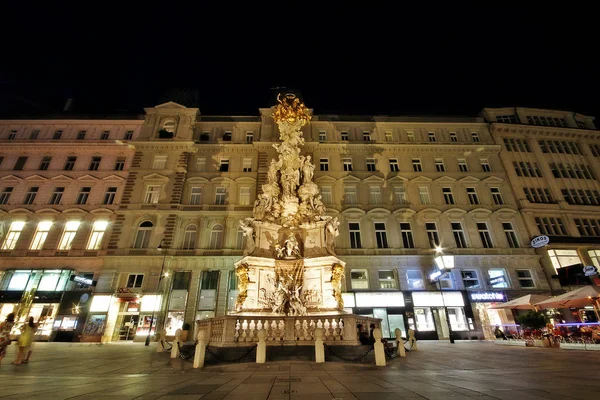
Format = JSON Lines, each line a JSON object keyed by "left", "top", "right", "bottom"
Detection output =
{"left": 0, "top": 313, "right": 16, "bottom": 366}
{"left": 14, "top": 317, "right": 36, "bottom": 365}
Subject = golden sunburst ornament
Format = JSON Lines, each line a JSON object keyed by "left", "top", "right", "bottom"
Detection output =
{"left": 272, "top": 93, "right": 311, "bottom": 125}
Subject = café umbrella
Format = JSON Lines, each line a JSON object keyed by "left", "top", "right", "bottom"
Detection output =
{"left": 489, "top": 294, "right": 551, "bottom": 310}
{"left": 534, "top": 285, "right": 600, "bottom": 309}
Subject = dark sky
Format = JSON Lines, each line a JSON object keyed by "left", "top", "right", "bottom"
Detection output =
{"left": 1, "top": 4, "right": 598, "bottom": 119}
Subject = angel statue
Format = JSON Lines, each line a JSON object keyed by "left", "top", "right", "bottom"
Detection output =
{"left": 239, "top": 218, "right": 255, "bottom": 255}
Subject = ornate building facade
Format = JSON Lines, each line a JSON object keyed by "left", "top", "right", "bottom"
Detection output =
{"left": 4, "top": 100, "right": 598, "bottom": 342}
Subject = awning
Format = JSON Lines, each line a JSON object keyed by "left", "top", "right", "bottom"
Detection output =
{"left": 534, "top": 286, "right": 600, "bottom": 309}
{"left": 489, "top": 294, "right": 551, "bottom": 310}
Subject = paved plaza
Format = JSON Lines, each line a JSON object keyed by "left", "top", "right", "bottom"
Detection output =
{"left": 0, "top": 341, "right": 598, "bottom": 400}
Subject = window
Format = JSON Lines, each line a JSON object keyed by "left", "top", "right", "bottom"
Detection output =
{"left": 8, "top": 130, "right": 17, "bottom": 140}
{"left": 124, "top": 130, "right": 133, "bottom": 140}
{"left": 23, "top": 187, "right": 38, "bottom": 204}
{"left": 574, "top": 219, "right": 600, "bottom": 236}
{"left": 419, "top": 187, "right": 430, "bottom": 204}
{"left": 490, "top": 187, "right": 503, "bottom": 205}
{"left": 100, "top": 131, "right": 110, "bottom": 140}
{"left": 245, "top": 132, "right": 254, "bottom": 143}
{"left": 239, "top": 187, "right": 251, "bottom": 205}
{"left": 516, "top": 270, "right": 535, "bottom": 288}
{"left": 163, "top": 120, "right": 176, "bottom": 133}
{"left": 30, "top": 220, "right": 52, "bottom": 250}
{"left": 374, "top": 222, "right": 388, "bottom": 248}
{"left": 144, "top": 186, "right": 161, "bottom": 204}
{"left": 222, "top": 131, "right": 232, "bottom": 141}
{"left": 236, "top": 227, "right": 245, "bottom": 250}
{"left": 344, "top": 186, "right": 357, "bottom": 204}
{"left": 321, "top": 186, "right": 332, "bottom": 204}
{"left": 242, "top": 158, "right": 252, "bottom": 172}
{"left": 341, "top": 131, "right": 348, "bottom": 141}
{"left": 189, "top": 187, "right": 202, "bottom": 205}
{"left": 590, "top": 144, "right": 600, "bottom": 157}
{"left": 319, "top": 131, "right": 327, "bottom": 141}
{"left": 2, "top": 221, "right": 25, "bottom": 250}
{"left": 62, "top": 156, "right": 77, "bottom": 171}
{"left": 88, "top": 156, "right": 101, "bottom": 171}
{"left": 394, "top": 186, "right": 407, "bottom": 204}
{"left": 182, "top": 225, "right": 197, "bottom": 250}
{"left": 133, "top": 221, "right": 153, "bottom": 248}
{"left": 535, "top": 217, "right": 568, "bottom": 236}
{"left": 461, "top": 270, "right": 480, "bottom": 289}
{"left": 350, "top": 269, "right": 369, "bottom": 289}
{"left": 497, "top": 115, "right": 517, "bottom": 123}
{"left": 209, "top": 224, "right": 224, "bottom": 249}
{"left": 427, "top": 132, "right": 436, "bottom": 142}
{"left": 471, "top": 132, "right": 480, "bottom": 142}
{"left": 514, "top": 161, "right": 542, "bottom": 178}
{"left": 215, "top": 187, "right": 226, "bottom": 205}
{"left": 435, "top": 158, "right": 445, "bottom": 172}
{"left": 53, "top": 130, "right": 63, "bottom": 140}
{"left": 489, "top": 269, "right": 508, "bottom": 288}
{"left": 502, "top": 222, "right": 519, "bottom": 248}
{"left": 458, "top": 159, "right": 468, "bottom": 172}
{"left": 366, "top": 158, "right": 376, "bottom": 171}
{"left": 480, "top": 159, "right": 491, "bottom": 172}
{"left": 389, "top": 158, "right": 399, "bottom": 172}
{"left": 450, "top": 132, "right": 457, "bottom": 142}
{"left": 576, "top": 120, "right": 586, "bottom": 129}
{"left": 466, "top": 187, "right": 479, "bottom": 205}
{"left": 426, "top": 222, "right": 440, "bottom": 248}
{"left": 76, "top": 187, "right": 91, "bottom": 205}
{"left": 379, "top": 270, "right": 397, "bottom": 289}
{"left": 14, "top": 156, "right": 28, "bottom": 170}
{"left": 320, "top": 158, "right": 329, "bottom": 171}
{"left": 400, "top": 223, "right": 414, "bottom": 248}
{"left": 49, "top": 187, "right": 64, "bottom": 205}
{"left": 524, "top": 187, "right": 553, "bottom": 204}
{"left": 342, "top": 158, "right": 353, "bottom": 172}
{"left": 407, "top": 132, "right": 415, "bottom": 142}
{"left": 369, "top": 187, "right": 382, "bottom": 204}
{"left": 442, "top": 187, "right": 454, "bottom": 205}
{"left": 363, "top": 131, "right": 371, "bottom": 142}
{"left": 152, "top": 155, "right": 167, "bottom": 169}
{"left": 452, "top": 222, "right": 468, "bottom": 248}
{"left": 196, "top": 157, "right": 206, "bottom": 172}
{"left": 39, "top": 156, "right": 52, "bottom": 170}
{"left": 77, "top": 131, "right": 86, "bottom": 140}
{"left": 477, "top": 222, "right": 493, "bottom": 248}
{"left": 219, "top": 159, "right": 229, "bottom": 172}
{"left": 439, "top": 273, "right": 454, "bottom": 289}
{"left": 87, "top": 220, "right": 108, "bottom": 250}
{"left": 349, "top": 222, "right": 362, "bottom": 248}
{"left": 103, "top": 187, "right": 117, "bottom": 205}
{"left": 114, "top": 157, "right": 125, "bottom": 171}
{"left": 385, "top": 131, "right": 393, "bottom": 141}
{"left": 58, "top": 220, "right": 80, "bottom": 250}
{"left": 0, "top": 187, "right": 13, "bottom": 204}
{"left": 127, "top": 274, "right": 144, "bottom": 289}
{"left": 412, "top": 158, "right": 422, "bottom": 172}
{"left": 407, "top": 270, "right": 424, "bottom": 289}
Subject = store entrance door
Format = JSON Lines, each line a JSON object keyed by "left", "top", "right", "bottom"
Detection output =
{"left": 433, "top": 307, "right": 450, "bottom": 340}
{"left": 118, "top": 315, "right": 138, "bottom": 341}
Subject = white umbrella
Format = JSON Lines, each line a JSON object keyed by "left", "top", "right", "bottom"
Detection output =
{"left": 489, "top": 294, "right": 551, "bottom": 310}
{"left": 534, "top": 286, "right": 600, "bottom": 309}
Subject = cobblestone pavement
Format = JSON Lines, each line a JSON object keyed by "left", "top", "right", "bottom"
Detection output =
{"left": 0, "top": 341, "right": 598, "bottom": 399}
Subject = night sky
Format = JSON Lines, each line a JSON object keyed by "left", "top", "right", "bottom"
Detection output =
{"left": 1, "top": 4, "right": 598, "bottom": 119}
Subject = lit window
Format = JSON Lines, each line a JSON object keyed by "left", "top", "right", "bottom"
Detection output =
{"left": 209, "top": 224, "right": 224, "bottom": 249}
{"left": 87, "top": 220, "right": 108, "bottom": 250}
{"left": 190, "top": 187, "right": 202, "bottom": 205}
{"left": 419, "top": 187, "right": 430, "bottom": 204}
{"left": 30, "top": 220, "right": 53, "bottom": 250}
{"left": 182, "top": 225, "right": 197, "bottom": 250}
{"left": 133, "top": 221, "right": 153, "bottom": 249}
{"left": 2, "top": 221, "right": 25, "bottom": 250}
{"left": 152, "top": 155, "right": 167, "bottom": 169}
{"left": 145, "top": 186, "right": 161, "bottom": 204}
{"left": 407, "top": 270, "right": 424, "bottom": 289}
{"left": 215, "top": 187, "right": 226, "bottom": 205}
{"left": 8, "top": 270, "right": 31, "bottom": 290}
{"left": 58, "top": 221, "right": 80, "bottom": 250}
{"left": 239, "top": 187, "right": 251, "bottom": 205}
{"left": 379, "top": 270, "right": 397, "bottom": 289}
{"left": 488, "top": 269, "right": 508, "bottom": 288}
{"left": 350, "top": 269, "right": 369, "bottom": 289}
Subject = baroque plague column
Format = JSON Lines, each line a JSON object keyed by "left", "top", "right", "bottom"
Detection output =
{"left": 235, "top": 94, "right": 344, "bottom": 316}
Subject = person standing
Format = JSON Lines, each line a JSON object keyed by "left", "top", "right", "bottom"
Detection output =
{"left": 0, "top": 313, "right": 15, "bottom": 366}
{"left": 14, "top": 317, "right": 36, "bottom": 365}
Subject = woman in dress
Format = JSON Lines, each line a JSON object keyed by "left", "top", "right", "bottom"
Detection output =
{"left": 14, "top": 316, "right": 36, "bottom": 364}
{"left": 0, "top": 313, "right": 15, "bottom": 366}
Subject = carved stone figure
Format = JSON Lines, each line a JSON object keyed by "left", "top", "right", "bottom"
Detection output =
{"left": 239, "top": 218, "right": 255, "bottom": 255}
{"left": 267, "top": 159, "right": 280, "bottom": 184}
{"left": 278, "top": 234, "right": 301, "bottom": 259}
{"left": 235, "top": 263, "right": 250, "bottom": 311}
{"left": 288, "top": 285, "right": 307, "bottom": 316}
{"left": 325, "top": 217, "right": 340, "bottom": 255}
{"left": 301, "top": 155, "right": 315, "bottom": 184}
{"left": 331, "top": 263, "right": 345, "bottom": 309}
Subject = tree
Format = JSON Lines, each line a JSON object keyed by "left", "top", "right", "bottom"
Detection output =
{"left": 516, "top": 310, "right": 547, "bottom": 330}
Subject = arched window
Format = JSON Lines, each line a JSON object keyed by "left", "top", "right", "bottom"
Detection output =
{"left": 182, "top": 224, "right": 197, "bottom": 250}
{"left": 162, "top": 120, "right": 176, "bottom": 133}
{"left": 133, "top": 221, "right": 153, "bottom": 248}
{"left": 209, "top": 224, "right": 223, "bottom": 250}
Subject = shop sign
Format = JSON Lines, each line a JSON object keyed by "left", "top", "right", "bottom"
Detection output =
{"left": 530, "top": 235, "right": 550, "bottom": 248}
{"left": 70, "top": 275, "right": 97, "bottom": 287}
{"left": 583, "top": 265, "right": 598, "bottom": 276}
{"left": 469, "top": 292, "right": 505, "bottom": 302}
{"left": 355, "top": 292, "right": 405, "bottom": 307}
{"left": 488, "top": 275, "right": 506, "bottom": 286}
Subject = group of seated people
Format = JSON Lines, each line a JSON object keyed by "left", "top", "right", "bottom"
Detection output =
{"left": 494, "top": 323, "right": 600, "bottom": 343}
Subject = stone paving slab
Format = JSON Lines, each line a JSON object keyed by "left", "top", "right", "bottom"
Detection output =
{"left": 0, "top": 341, "right": 599, "bottom": 399}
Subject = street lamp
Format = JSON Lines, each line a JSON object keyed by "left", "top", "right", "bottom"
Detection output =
{"left": 145, "top": 240, "right": 169, "bottom": 346}
{"left": 431, "top": 254, "right": 455, "bottom": 344}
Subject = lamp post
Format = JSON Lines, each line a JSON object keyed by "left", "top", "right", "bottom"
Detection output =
{"left": 432, "top": 254, "right": 455, "bottom": 344}
{"left": 145, "top": 240, "right": 169, "bottom": 346}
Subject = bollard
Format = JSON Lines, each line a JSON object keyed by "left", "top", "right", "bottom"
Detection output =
{"left": 314, "top": 327, "right": 325, "bottom": 363}
{"left": 408, "top": 328, "right": 418, "bottom": 351}
{"left": 156, "top": 328, "right": 166, "bottom": 353}
{"left": 373, "top": 328, "right": 386, "bottom": 366}
{"left": 193, "top": 331, "right": 207, "bottom": 369}
{"left": 256, "top": 329, "right": 266, "bottom": 364}
{"left": 394, "top": 328, "right": 406, "bottom": 358}
{"left": 171, "top": 329, "right": 182, "bottom": 359}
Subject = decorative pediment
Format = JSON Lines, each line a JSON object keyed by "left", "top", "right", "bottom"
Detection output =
{"left": 415, "top": 208, "right": 442, "bottom": 226}
{"left": 102, "top": 175, "right": 126, "bottom": 182}
{"left": 393, "top": 208, "right": 416, "bottom": 220}
{"left": 0, "top": 175, "right": 22, "bottom": 182}
{"left": 363, "top": 175, "right": 385, "bottom": 184}
{"left": 77, "top": 174, "right": 99, "bottom": 182}
{"left": 468, "top": 208, "right": 493, "bottom": 219}
{"left": 411, "top": 176, "right": 433, "bottom": 183}
{"left": 141, "top": 173, "right": 169, "bottom": 182}
{"left": 434, "top": 176, "right": 457, "bottom": 184}
{"left": 493, "top": 208, "right": 518, "bottom": 219}
{"left": 314, "top": 175, "right": 337, "bottom": 184}
{"left": 62, "top": 208, "right": 88, "bottom": 215}
{"left": 187, "top": 176, "right": 210, "bottom": 184}
{"left": 388, "top": 175, "right": 409, "bottom": 183}
{"left": 24, "top": 174, "right": 48, "bottom": 181}
{"left": 367, "top": 208, "right": 391, "bottom": 216}
{"left": 458, "top": 176, "right": 480, "bottom": 184}
{"left": 341, "top": 175, "right": 361, "bottom": 183}
{"left": 341, "top": 207, "right": 366, "bottom": 218}
{"left": 210, "top": 176, "right": 236, "bottom": 184}
{"left": 443, "top": 208, "right": 467, "bottom": 219}
{"left": 481, "top": 176, "right": 504, "bottom": 185}
{"left": 8, "top": 208, "right": 33, "bottom": 215}
{"left": 50, "top": 175, "right": 73, "bottom": 181}
{"left": 90, "top": 208, "right": 115, "bottom": 214}
{"left": 154, "top": 101, "right": 187, "bottom": 109}
{"left": 35, "top": 208, "right": 60, "bottom": 215}
{"left": 235, "top": 177, "right": 257, "bottom": 184}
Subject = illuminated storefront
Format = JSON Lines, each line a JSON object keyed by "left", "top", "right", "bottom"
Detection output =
{"left": 468, "top": 291, "right": 508, "bottom": 340}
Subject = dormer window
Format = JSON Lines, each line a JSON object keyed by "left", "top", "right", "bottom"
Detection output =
{"left": 223, "top": 131, "right": 232, "bottom": 141}
{"left": 162, "top": 120, "right": 176, "bottom": 133}
{"left": 159, "top": 120, "right": 176, "bottom": 138}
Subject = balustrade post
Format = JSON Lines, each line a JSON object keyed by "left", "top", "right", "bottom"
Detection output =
{"left": 314, "top": 327, "right": 325, "bottom": 363}
{"left": 256, "top": 329, "right": 266, "bottom": 364}
{"left": 193, "top": 331, "right": 207, "bottom": 369}
{"left": 373, "top": 328, "right": 386, "bottom": 367}
{"left": 171, "top": 329, "right": 182, "bottom": 359}
{"left": 394, "top": 328, "right": 406, "bottom": 357}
